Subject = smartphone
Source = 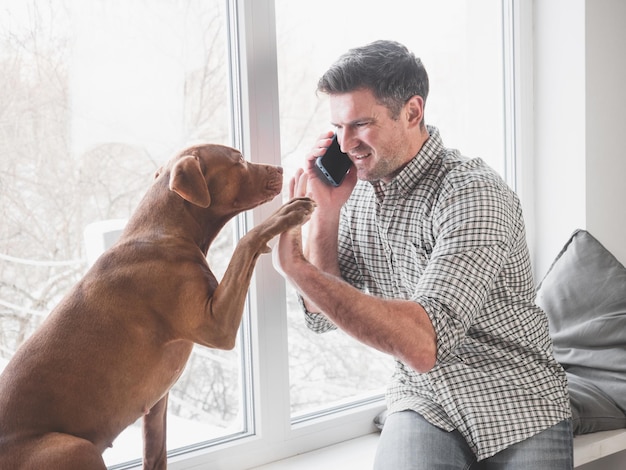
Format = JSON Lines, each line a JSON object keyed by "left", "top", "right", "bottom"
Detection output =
{"left": 315, "top": 134, "right": 353, "bottom": 186}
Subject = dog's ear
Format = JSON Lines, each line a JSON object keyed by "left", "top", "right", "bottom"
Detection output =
{"left": 169, "top": 155, "right": 211, "bottom": 208}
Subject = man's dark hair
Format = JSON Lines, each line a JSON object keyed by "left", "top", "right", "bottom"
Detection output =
{"left": 317, "top": 40, "right": 429, "bottom": 119}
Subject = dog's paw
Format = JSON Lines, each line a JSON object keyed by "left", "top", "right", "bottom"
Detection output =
{"left": 253, "top": 197, "right": 315, "bottom": 241}
{"left": 245, "top": 198, "right": 315, "bottom": 252}
{"left": 274, "top": 197, "right": 316, "bottom": 228}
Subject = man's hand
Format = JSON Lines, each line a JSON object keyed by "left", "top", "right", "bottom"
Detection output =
{"left": 302, "top": 132, "right": 357, "bottom": 215}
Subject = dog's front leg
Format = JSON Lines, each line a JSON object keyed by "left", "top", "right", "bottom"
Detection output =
{"left": 201, "top": 197, "right": 315, "bottom": 349}
{"left": 143, "top": 394, "right": 168, "bottom": 470}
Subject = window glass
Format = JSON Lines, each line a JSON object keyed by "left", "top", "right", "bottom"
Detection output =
{"left": 275, "top": 0, "right": 505, "bottom": 418}
{"left": 0, "top": 1, "right": 246, "bottom": 467}
{"left": 0, "top": 0, "right": 511, "bottom": 467}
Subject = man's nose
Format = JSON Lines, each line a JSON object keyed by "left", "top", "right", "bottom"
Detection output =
{"left": 338, "top": 129, "right": 357, "bottom": 153}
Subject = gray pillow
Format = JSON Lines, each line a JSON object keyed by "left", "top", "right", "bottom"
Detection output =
{"left": 536, "top": 229, "right": 626, "bottom": 434}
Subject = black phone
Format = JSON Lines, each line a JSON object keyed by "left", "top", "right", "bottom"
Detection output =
{"left": 315, "top": 134, "right": 353, "bottom": 186}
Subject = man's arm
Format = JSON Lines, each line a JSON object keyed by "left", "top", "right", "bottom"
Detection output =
{"left": 276, "top": 153, "right": 436, "bottom": 373}
{"left": 277, "top": 225, "right": 437, "bottom": 373}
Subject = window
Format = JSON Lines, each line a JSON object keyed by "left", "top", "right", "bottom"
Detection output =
{"left": 0, "top": 1, "right": 519, "bottom": 468}
{"left": 0, "top": 1, "right": 248, "bottom": 467}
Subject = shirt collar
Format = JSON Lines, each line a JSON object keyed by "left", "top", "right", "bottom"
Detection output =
{"left": 371, "top": 125, "right": 443, "bottom": 196}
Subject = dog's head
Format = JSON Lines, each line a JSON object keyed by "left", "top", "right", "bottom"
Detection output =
{"left": 162, "top": 144, "right": 283, "bottom": 215}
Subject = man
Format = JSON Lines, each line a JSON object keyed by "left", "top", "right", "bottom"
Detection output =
{"left": 274, "top": 40, "right": 572, "bottom": 468}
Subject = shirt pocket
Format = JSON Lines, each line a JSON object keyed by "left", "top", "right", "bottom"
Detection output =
{"left": 395, "top": 240, "right": 429, "bottom": 294}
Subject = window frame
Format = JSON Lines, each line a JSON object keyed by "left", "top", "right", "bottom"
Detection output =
{"left": 135, "top": 0, "right": 531, "bottom": 467}
{"left": 503, "top": 0, "right": 536, "bottom": 261}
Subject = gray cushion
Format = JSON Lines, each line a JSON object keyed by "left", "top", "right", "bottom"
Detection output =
{"left": 536, "top": 229, "right": 626, "bottom": 434}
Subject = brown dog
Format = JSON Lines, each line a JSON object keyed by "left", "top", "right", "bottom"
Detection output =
{"left": 0, "top": 144, "right": 315, "bottom": 469}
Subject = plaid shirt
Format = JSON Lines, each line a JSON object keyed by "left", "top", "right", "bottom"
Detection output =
{"left": 304, "top": 126, "right": 571, "bottom": 460}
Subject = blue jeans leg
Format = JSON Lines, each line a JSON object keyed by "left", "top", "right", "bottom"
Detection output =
{"left": 373, "top": 410, "right": 573, "bottom": 470}
{"left": 373, "top": 410, "right": 477, "bottom": 470}
{"left": 479, "top": 419, "right": 573, "bottom": 470}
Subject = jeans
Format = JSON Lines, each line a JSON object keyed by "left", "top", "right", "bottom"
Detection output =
{"left": 373, "top": 410, "right": 573, "bottom": 470}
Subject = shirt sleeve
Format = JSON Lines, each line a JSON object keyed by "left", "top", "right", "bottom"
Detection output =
{"left": 298, "top": 294, "right": 338, "bottom": 333}
{"left": 413, "top": 167, "right": 520, "bottom": 363}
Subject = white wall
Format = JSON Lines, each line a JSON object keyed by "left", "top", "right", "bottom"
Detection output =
{"left": 533, "top": 0, "right": 626, "bottom": 278}
{"left": 584, "top": 0, "right": 626, "bottom": 266}
{"left": 533, "top": 1, "right": 626, "bottom": 467}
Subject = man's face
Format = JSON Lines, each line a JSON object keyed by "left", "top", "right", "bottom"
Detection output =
{"left": 329, "top": 88, "right": 415, "bottom": 183}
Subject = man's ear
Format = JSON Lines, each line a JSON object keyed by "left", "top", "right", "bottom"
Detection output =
{"left": 405, "top": 95, "right": 425, "bottom": 129}
{"left": 169, "top": 155, "right": 211, "bottom": 208}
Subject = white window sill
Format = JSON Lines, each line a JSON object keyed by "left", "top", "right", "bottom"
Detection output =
{"left": 574, "top": 429, "right": 626, "bottom": 467}
{"left": 250, "top": 433, "right": 378, "bottom": 470}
